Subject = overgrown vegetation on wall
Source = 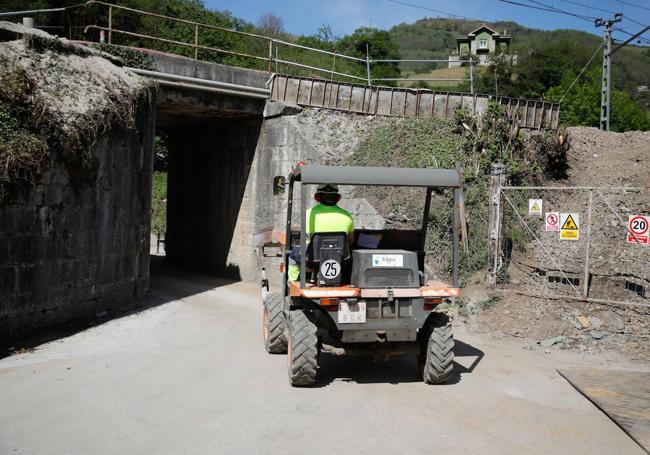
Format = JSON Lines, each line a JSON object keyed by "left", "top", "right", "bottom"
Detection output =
{"left": 0, "top": 30, "right": 155, "bottom": 202}
{"left": 0, "top": 63, "right": 51, "bottom": 202}
{"left": 347, "top": 103, "right": 564, "bottom": 283}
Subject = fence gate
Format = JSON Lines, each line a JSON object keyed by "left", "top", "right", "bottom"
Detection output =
{"left": 488, "top": 175, "right": 650, "bottom": 308}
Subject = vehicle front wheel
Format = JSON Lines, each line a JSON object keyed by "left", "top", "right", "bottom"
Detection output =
{"left": 421, "top": 315, "right": 454, "bottom": 384}
{"left": 263, "top": 293, "right": 287, "bottom": 354}
{"left": 287, "top": 310, "right": 319, "bottom": 386}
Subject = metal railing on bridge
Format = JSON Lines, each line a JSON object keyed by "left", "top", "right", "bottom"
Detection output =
{"left": 0, "top": 1, "right": 559, "bottom": 128}
{"left": 2, "top": 1, "right": 475, "bottom": 88}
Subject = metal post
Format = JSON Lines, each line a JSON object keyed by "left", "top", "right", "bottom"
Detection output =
{"left": 299, "top": 183, "right": 307, "bottom": 289}
{"left": 283, "top": 176, "right": 295, "bottom": 298}
{"left": 366, "top": 43, "right": 372, "bottom": 86}
{"left": 469, "top": 58, "right": 474, "bottom": 94}
{"left": 596, "top": 14, "right": 622, "bottom": 131}
{"left": 268, "top": 39, "right": 273, "bottom": 73}
{"left": 452, "top": 162, "right": 461, "bottom": 287}
{"left": 331, "top": 53, "right": 336, "bottom": 80}
{"left": 488, "top": 163, "right": 507, "bottom": 283}
{"left": 108, "top": 5, "right": 112, "bottom": 44}
{"left": 583, "top": 190, "right": 593, "bottom": 297}
{"left": 194, "top": 24, "right": 199, "bottom": 60}
{"left": 600, "top": 26, "right": 611, "bottom": 131}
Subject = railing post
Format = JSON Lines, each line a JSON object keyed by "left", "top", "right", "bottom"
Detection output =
{"left": 194, "top": 24, "right": 199, "bottom": 60}
{"left": 331, "top": 52, "right": 336, "bottom": 80}
{"left": 365, "top": 43, "right": 372, "bottom": 86}
{"left": 488, "top": 163, "right": 507, "bottom": 285}
{"left": 583, "top": 189, "right": 593, "bottom": 297}
{"left": 268, "top": 39, "right": 273, "bottom": 73}
{"left": 108, "top": 5, "right": 112, "bottom": 44}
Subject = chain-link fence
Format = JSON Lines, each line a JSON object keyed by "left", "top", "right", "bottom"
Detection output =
{"left": 491, "top": 185, "right": 650, "bottom": 308}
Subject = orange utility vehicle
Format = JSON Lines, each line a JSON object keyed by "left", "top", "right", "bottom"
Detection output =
{"left": 256, "top": 165, "right": 462, "bottom": 386}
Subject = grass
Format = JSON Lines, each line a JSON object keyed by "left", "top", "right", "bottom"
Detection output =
{"left": 399, "top": 67, "right": 469, "bottom": 88}
{"left": 151, "top": 171, "right": 167, "bottom": 236}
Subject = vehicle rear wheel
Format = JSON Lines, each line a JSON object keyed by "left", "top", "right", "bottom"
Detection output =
{"left": 422, "top": 315, "right": 454, "bottom": 384}
{"left": 287, "top": 310, "right": 318, "bottom": 386}
{"left": 263, "top": 293, "right": 287, "bottom": 354}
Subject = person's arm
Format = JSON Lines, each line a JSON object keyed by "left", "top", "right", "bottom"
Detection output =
{"left": 348, "top": 221, "right": 355, "bottom": 247}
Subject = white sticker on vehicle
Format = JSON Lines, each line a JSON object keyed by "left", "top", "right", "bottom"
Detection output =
{"left": 372, "top": 254, "right": 403, "bottom": 267}
{"left": 320, "top": 259, "right": 341, "bottom": 279}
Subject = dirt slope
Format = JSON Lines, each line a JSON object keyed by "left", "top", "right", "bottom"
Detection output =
{"left": 469, "top": 126, "right": 650, "bottom": 361}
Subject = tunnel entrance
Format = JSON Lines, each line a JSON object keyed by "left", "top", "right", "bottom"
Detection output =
{"left": 152, "top": 86, "right": 265, "bottom": 280}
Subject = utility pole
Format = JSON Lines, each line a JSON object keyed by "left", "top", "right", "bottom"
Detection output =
{"left": 595, "top": 13, "right": 622, "bottom": 131}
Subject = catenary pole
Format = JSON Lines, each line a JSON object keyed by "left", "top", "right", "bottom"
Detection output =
{"left": 595, "top": 14, "right": 622, "bottom": 131}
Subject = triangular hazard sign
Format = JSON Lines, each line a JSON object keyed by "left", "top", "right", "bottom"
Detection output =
{"left": 562, "top": 214, "right": 578, "bottom": 230}
{"left": 531, "top": 202, "right": 541, "bottom": 211}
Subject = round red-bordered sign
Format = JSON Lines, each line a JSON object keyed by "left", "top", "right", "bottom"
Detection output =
{"left": 629, "top": 215, "right": 649, "bottom": 235}
{"left": 546, "top": 213, "right": 558, "bottom": 226}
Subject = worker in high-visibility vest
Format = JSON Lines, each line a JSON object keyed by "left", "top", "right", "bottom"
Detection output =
{"left": 288, "top": 184, "right": 354, "bottom": 281}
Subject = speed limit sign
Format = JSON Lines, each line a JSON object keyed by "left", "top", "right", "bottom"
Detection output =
{"left": 627, "top": 215, "right": 649, "bottom": 245}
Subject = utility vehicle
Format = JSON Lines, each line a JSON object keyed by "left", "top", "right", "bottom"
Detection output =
{"left": 255, "top": 164, "right": 462, "bottom": 386}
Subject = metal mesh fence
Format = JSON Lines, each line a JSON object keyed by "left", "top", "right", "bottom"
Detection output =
{"left": 494, "top": 186, "right": 650, "bottom": 308}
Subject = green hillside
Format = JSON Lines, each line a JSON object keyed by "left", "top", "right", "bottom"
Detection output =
{"left": 388, "top": 18, "right": 650, "bottom": 110}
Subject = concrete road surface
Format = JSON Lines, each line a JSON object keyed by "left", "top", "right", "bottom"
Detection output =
{"left": 0, "top": 270, "right": 646, "bottom": 455}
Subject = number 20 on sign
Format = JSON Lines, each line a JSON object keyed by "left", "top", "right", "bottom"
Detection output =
{"left": 627, "top": 215, "right": 649, "bottom": 245}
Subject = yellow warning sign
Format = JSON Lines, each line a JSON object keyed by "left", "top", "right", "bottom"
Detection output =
{"left": 561, "top": 214, "right": 578, "bottom": 230}
{"left": 560, "top": 212, "right": 580, "bottom": 240}
{"left": 528, "top": 198, "right": 543, "bottom": 216}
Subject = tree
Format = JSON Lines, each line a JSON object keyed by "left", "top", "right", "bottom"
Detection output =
{"left": 470, "top": 55, "right": 517, "bottom": 97}
{"left": 337, "top": 27, "right": 401, "bottom": 84}
{"left": 257, "top": 13, "right": 284, "bottom": 38}
{"left": 547, "top": 68, "right": 650, "bottom": 132}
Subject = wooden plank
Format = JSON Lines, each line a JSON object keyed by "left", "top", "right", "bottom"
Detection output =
{"left": 295, "top": 77, "right": 301, "bottom": 104}
{"left": 348, "top": 85, "right": 353, "bottom": 112}
{"left": 334, "top": 83, "right": 340, "bottom": 109}
{"left": 444, "top": 92, "right": 450, "bottom": 118}
{"left": 282, "top": 76, "right": 288, "bottom": 101}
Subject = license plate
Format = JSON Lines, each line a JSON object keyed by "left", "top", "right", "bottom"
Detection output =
{"left": 338, "top": 301, "right": 366, "bottom": 324}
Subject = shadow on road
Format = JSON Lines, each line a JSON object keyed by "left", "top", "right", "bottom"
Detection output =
{"left": 313, "top": 338, "right": 484, "bottom": 387}
{"left": 1, "top": 257, "right": 234, "bottom": 359}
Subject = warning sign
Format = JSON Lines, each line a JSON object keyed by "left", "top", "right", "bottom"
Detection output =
{"left": 545, "top": 212, "right": 560, "bottom": 232}
{"left": 560, "top": 213, "right": 580, "bottom": 240}
{"left": 627, "top": 215, "right": 649, "bottom": 245}
{"left": 529, "top": 199, "right": 543, "bottom": 217}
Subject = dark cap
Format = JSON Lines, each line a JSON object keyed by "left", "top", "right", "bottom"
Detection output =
{"left": 316, "top": 183, "right": 339, "bottom": 193}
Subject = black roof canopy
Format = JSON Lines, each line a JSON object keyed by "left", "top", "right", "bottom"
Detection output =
{"left": 294, "top": 165, "right": 461, "bottom": 188}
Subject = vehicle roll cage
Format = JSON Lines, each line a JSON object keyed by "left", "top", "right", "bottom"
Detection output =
{"left": 284, "top": 165, "right": 464, "bottom": 294}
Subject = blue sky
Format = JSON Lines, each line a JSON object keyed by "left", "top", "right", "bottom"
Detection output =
{"left": 205, "top": 0, "right": 650, "bottom": 44}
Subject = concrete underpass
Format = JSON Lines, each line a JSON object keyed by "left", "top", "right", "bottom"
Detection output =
{"left": 151, "top": 56, "right": 268, "bottom": 280}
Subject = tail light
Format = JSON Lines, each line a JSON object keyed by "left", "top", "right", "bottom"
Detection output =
{"left": 423, "top": 297, "right": 443, "bottom": 311}
{"left": 320, "top": 298, "right": 339, "bottom": 307}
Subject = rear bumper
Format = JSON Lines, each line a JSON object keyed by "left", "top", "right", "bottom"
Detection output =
{"left": 326, "top": 297, "right": 431, "bottom": 342}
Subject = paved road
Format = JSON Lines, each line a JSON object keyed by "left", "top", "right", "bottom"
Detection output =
{"left": 0, "top": 270, "right": 645, "bottom": 455}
